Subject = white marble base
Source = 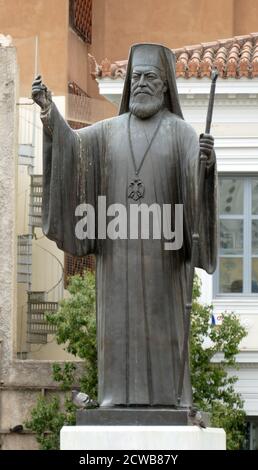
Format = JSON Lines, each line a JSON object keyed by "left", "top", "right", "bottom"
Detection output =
{"left": 60, "top": 425, "right": 226, "bottom": 450}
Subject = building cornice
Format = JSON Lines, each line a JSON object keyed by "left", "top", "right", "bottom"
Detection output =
{"left": 96, "top": 77, "right": 258, "bottom": 107}
{"left": 213, "top": 296, "right": 258, "bottom": 314}
{"left": 213, "top": 351, "right": 258, "bottom": 366}
{"left": 91, "top": 32, "right": 258, "bottom": 106}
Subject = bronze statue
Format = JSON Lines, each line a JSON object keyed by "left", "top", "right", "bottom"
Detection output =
{"left": 32, "top": 44, "right": 217, "bottom": 409}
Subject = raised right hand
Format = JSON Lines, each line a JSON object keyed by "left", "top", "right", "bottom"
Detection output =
{"left": 31, "top": 75, "right": 52, "bottom": 110}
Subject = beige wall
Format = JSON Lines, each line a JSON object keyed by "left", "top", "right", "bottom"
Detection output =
{"left": 97, "top": 0, "right": 235, "bottom": 61}
{"left": 88, "top": 0, "right": 258, "bottom": 116}
{"left": 234, "top": 0, "right": 258, "bottom": 36}
{"left": 68, "top": 28, "right": 89, "bottom": 93}
{"left": 1, "top": 0, "right": 258, "bottom": 111}
{"left": 0, "top": 0, "right": 69, "bottom": 97}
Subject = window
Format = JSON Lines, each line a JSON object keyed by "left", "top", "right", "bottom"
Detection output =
{"left": 216, "top": 176, "right": 258, "bottom": 295}
{"left": 64, "top": 253, "right": 95, "bottom": 288}
{"left": 69, "top": 0, "right": 92, "bottom": 44}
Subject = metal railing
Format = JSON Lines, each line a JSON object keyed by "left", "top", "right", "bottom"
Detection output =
{"left": 27, "top": 291, "right": 58, "bottom": 344}
{"left": 29, "top": 174, "right": 43, "bottom": 229}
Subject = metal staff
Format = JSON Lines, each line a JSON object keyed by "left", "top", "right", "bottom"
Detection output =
{"left": 177, "top": 68, "right": 218, "bottom": 406}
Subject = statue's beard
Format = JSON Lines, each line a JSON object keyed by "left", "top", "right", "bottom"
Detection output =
{"left": 129, "top": 92, "right": 164, "bottom": 119}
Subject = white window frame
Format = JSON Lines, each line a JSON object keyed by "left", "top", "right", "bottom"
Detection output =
{"left": 214, "top": 174, "right": 258, "bottom": 297}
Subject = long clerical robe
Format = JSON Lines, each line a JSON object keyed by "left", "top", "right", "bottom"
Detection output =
{"left": 41, "top": 103, "right": 217, "bottom": 407}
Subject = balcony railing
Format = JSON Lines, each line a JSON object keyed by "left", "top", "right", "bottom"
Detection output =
{"left": 27, "top": 292, "right": 58, "bottom": 344}
{"left": 29, "top": 174, "right": 43, "bottom": 229}
{"left": 17, "top": 235, "right": 32, "bottom": 284}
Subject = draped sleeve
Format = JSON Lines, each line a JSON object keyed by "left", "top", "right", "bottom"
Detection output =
{"left": 178, "top": 120, "right": 218, "bottom": 274}
{"left": 41, "top": 102, "right": 102, "bottom": 256}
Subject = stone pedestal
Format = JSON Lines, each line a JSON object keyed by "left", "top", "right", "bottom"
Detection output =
{"left": 60, "top": 425, "right": 226, "bottom": 450}
{"left": 61, "top": 407, "right": 225, "bottom": 450}
{"left": 76, "top": 408, "right": 210, "bottom": 426}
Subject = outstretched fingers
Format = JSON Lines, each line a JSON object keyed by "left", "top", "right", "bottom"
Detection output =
{"left": 32, "top": 75, "right": 46, "bottom": 94}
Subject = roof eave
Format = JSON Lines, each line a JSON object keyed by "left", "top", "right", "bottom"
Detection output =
{"left": 97, "top": 76, "right": 258, "bottom": 106}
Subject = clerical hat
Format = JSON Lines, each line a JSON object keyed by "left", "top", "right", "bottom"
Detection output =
{"left": 119, "top": 43, "right": 183, "bottom": 119}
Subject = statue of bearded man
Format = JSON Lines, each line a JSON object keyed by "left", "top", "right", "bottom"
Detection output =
{"left": 32, "top": 43, "right": 217, "bottom": 409}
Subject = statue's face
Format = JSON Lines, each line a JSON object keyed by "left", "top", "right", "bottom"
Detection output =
{"left": 131, "top": 66, "right": 166, "bottom": 96}
{"left": 129, "top": 66, "right": 167, "bottom": 119}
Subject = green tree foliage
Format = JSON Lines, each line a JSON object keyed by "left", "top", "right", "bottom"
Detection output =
{"left": 47, "top": 272, "right": 97, "bottom": 398}
{"left": 25, "top": 272, "right": 96, "bottom": 449}
{"left": 191, "top": 276, "right": 247, "bottom": 450}
{"left": 25, "top": 363, "right": 77, "bottom": 450}
{"left": 26, "top": 272, "right": 247, "bottom": 449}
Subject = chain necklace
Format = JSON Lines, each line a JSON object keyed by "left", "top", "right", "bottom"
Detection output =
{"left": 127, "top": 110, "right": 164, "bottom": 201}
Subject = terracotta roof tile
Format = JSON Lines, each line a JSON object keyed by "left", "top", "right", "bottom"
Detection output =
{"left": 200, "top": 47, "right": 215, "bottom": 78}
{"left": 239, "top": 40, "right": 252, "bottom": 77}
{"left": 226, "top": 42, "right": 240, "bottom": 78}
{"left": 176, "top": 51, "right": 189, "bottom": 77}
{"left": 252, "top": 40, "right": 258, "bottom": 77}
{"left": 90, "top": 32, "right": 258, "bottom": 80}
{"left": 214, "top": 46, "right": 227, "bottom": 78}
{"left": 188, "top": 49, "right": 202, "bottom": 78}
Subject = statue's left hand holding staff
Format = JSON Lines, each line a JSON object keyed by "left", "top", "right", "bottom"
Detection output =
{"left": 199, "top": 133, "right": 215, "bottom": 170}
